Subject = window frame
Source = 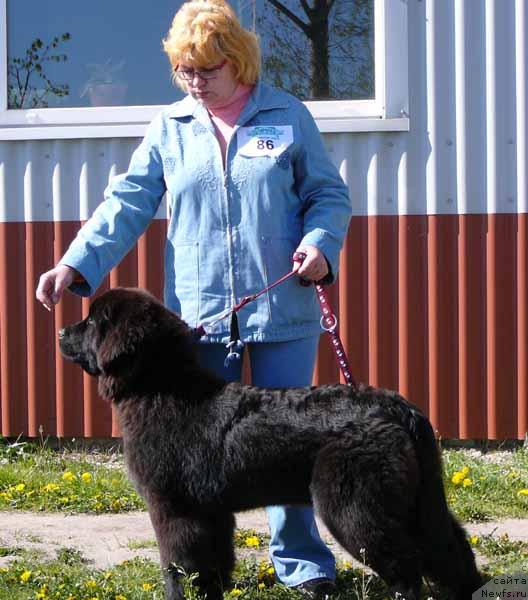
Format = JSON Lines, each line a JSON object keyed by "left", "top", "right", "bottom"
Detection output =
{"left": 0, "top": 0, "right": 408, "bottom": 140}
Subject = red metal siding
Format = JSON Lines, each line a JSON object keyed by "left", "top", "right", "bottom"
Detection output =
{"left": 0, "top": 214, "right": 526, "bottom": 439}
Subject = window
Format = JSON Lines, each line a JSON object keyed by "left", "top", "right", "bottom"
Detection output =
{"left": 5, "top": 1, "right": 182, "bottom": 109}
{"left": 243, "top": 0, "right": 374, "bottom": 102}
{"left": 0, "top": 0, "right": 408, "bottom": 139}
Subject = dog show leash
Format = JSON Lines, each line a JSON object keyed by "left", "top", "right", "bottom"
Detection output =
{"left": 311, "top": 280, "right": 357, "bottom": 389}
{"left": 193, "top": 251, "right": 358, "bottom": 390}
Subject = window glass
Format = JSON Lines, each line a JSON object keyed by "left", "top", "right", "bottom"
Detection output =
{"left": 7, "top": 0, "right": 183, "bottom": 109}
{"left": 6, "top": 0, "right": 374, "bottom": 110}
{"left": 242, "top": 0, "right": 374, "bottom": 101}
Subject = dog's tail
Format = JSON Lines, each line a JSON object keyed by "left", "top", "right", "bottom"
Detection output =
{"left": 408, "top": 407, "right": 483, "bottom": 598}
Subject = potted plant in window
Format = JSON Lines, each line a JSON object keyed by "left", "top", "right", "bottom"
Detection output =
{"left": 81, "top": 59, "right": 128, "bottom": 106}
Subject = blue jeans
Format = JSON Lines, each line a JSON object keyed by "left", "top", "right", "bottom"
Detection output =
{"left": 195, "top": 337, "right": 336, "bottom": 587}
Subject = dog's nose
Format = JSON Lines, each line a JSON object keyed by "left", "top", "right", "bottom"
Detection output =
{"left": 58, "top": 328, "right": 66, "bottom": 339}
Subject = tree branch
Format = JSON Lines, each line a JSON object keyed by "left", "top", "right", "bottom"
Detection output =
{"left": 265, "top": 0, "right": 309, "bottom": 34}
{"left": 299, "top": 0, "right": 311, "bottom": 17}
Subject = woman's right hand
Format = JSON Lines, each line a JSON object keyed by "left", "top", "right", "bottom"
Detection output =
{"left": 36, "top": 264, "right": 78, "bottom": 311}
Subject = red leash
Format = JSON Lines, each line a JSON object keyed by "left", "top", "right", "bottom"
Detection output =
{"left": 313, "top": 282, "right": 357, "bottom": 389}
{"left": 194, "top": 251, "right": 357, "bottom": 390}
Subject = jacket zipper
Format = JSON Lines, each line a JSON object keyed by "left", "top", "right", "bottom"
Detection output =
{"left": 220, "top": 134, "right": 237, "bottom": 311}
{"left": 210, "top": 108, "right": 258, "bottom": 314}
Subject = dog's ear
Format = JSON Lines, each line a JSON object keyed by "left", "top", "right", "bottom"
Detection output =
{"left": 96, "top": 312, "right": 153, "bottom": 375}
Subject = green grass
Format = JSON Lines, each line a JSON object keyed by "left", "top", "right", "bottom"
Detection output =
{"left": 442, "top": 448, "right": 528, "bottom": 521}
{"left": 0, "top": 438, "right": 144, "bottom": 513}
{"left": 473, "top": 533, "right": 528, "bottom": 574}
{"left": 127, "top": 540, "right": 159, "bottom": 551}
{"left": 2, "top": 439, "right": 528, "bottom": 520}
{"left": 1, "top": 439, "right": 528, "bottom": 597}
{"left": 0, "top": 550, "right": 162, "bottom": 600}
{"left": 1, "top": 547, "right": 528, "bottom": 600}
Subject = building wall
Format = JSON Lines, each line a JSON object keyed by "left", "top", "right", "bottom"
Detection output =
{"left": 0, "top": 0, "right": 526, "bottom": 438}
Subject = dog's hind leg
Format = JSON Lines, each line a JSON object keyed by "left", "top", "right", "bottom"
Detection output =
{"left": 409, "top": 412, "right": 483, "bottom": 599}
{"left": 310, "top": 425, "right": 424, "bottom": 600}
{"left": 147, "top": 496, "right": 235, "bottom": 600}
{"left": 422, "top": 512, "right": 483, "bottom": 600}
{"left": 316, "top": 499, "right": 423, "bottom": 600}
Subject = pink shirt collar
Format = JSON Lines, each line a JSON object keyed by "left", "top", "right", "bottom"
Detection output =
{"left": 207, "top": 84, "right": 254, "bottom": 127}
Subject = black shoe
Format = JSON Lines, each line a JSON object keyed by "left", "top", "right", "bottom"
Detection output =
{"left": 293, "top": 578, "right": 336, "bottom": 599}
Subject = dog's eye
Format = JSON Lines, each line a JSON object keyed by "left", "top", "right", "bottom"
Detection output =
{"left": 86, "top": 317, "right": 95, "bottom": 326}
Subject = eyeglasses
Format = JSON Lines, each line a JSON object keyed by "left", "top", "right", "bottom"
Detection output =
{"left": 174, "top": 60, "right": 227, "bottom": 81}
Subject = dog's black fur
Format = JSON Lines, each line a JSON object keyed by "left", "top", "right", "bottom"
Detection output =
{"left": 59, "top": 288, "right": 482, "bottom": 600}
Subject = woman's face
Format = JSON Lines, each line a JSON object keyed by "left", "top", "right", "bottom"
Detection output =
{"left": 178, "top": 60, "right": 239, "bottom": 109}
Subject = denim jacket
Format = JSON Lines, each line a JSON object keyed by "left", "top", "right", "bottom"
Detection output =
{"left": 60, "top": 81, "right": 352, "bottom": 343}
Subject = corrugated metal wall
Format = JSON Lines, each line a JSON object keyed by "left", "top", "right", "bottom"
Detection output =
{"left": 0, "top": 0, "right": 526, "bottom": 439}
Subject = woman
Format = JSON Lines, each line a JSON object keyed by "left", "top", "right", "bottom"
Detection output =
{"left": 36, "top": 0, "right": 351, "bottom": 596}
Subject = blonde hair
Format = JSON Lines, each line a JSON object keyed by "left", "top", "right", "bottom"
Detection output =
{"left": 162, "top": 0, "right": 261, "bottom": 88}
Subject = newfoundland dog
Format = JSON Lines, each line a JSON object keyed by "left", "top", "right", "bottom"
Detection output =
{"left": 59, "top": 288, "right": 482, "bottom": 600}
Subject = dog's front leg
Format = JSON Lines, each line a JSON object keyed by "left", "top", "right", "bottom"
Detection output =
{"left": 146, "top": 496, "right": 235, "bottom": 600}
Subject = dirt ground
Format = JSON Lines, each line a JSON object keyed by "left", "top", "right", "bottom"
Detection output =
{"left": 1, "top": 509, "right": 527, "bottom": 570}
{"left": 0, "top": 509, "right": 352, "bottom": 569}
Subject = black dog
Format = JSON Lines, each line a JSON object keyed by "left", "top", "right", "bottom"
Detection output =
{"left": 59, "top": 288, "right": 482, "bottom": 600}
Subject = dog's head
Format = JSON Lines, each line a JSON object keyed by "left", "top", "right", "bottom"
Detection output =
{"left": 59, "top": 288, "right": 197, "bottom": 399}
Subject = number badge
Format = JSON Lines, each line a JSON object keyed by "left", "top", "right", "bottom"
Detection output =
{"left": 238, "top": 125, "right": 293, "bottom": 158}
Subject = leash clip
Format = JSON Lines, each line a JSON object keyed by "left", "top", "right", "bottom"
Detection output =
{"left": 320, "top": 314, "right": 338, "bottom": 332}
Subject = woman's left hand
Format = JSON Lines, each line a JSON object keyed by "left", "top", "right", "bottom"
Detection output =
{"left": 293, "top": 245, "right": 329, "bottom": 282}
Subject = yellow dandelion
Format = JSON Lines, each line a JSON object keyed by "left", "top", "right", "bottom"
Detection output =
{"left": 469, "top": 536, "right": 480, "bottom": 545}
{"left": 267, "top": 567, "right": 275, "bottom": 575}
{"left": 341, "top": 560, "right": 353, "bottom": 569}
{"left": 20, "top": 570, "right": 32, "bottom": 582}
{"left": 462, "top": 478, "right": 473, "bottom": 487}
{"left": 81, "top": 472, "right": 92, "bottom": 483}
{"left": 86, "top": 579, "right": 98, "bottom": 588}
{"left": 244, "top": 536, "right": 260, "bottom": 548}
{"left": 104, "top": 571, "right": 114, "bottom": 580}
{"left": 258, "top": 583, "right": 265, "bottom": 589}
{"left": 451, "top": 471, "right": 464, "bottom": 485}
{"left": 142, "top": 583, "right": 153, "bottom": 591}
{"left": 36, "top": 585, "right": 49, "bottom": 599}
{"left": 115, "top": 595, "right": 127, "bottom": 600}
{"left": 15, "top": 483, "right": 25, "bottom": 492}
{"left": 62, "top": 471, "right": 76, "bottom": 482}
{"left": 517, "top": 489, "right": 528, "bottom": 496}
{"left": 229, "top": 589, "right": 243, "bottom": 597}
{"left": 461, "top": 466, "right": 470, "bottom": 476}
{"left": 42, "top": 483, "right": 60, "bottom": 493}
